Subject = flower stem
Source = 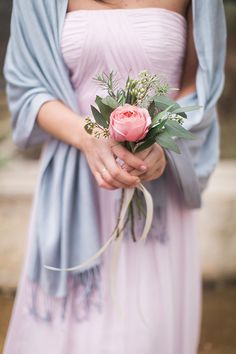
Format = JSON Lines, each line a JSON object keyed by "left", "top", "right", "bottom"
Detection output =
{"left": 114, "top": 189, "right": 125, "bottom": 239}
{"left": 129, "top": 201, "right": 137, "bottom": 242}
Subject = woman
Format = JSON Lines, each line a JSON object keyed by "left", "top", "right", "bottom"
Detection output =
{"left": 3, "top": 0, "right": 226, "bottom": 353}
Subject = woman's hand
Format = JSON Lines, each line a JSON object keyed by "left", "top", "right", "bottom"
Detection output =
{"left": 123, "top": 144, "right": 167, "bottom": 182}
{"left": 80, "top": 132, "right": 148, "bottom": 190}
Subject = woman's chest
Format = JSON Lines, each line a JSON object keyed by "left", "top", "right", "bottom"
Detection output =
{"left": 61, "top": 8, "right": 187, "bottom": 80}
{"left": 67, "top": 0, "right": 190, "bottom": 17}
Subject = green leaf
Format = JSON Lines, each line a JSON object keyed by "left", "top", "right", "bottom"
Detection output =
{"left": 156, "top": 119, "right": 167, "bottom": 131}
{"left": 153, "top": 96, "right": 188, "bottom": 118}
{"left": 102, "top": 96, "right": 119, "bottom": 109}
{"left": 151, "top": 112, "right": 166, "bottom": 126}
{"left": 138, "top": 119, "right": 167, "bottom": 143}
{"left": 144, "top": 126, "right": 161, "bottom": 140}
{"left": 154, "top": 96, "right": 179, "bottom": 112}
{"left": 165, "top": 120, "right": 196, "bottom": 140}
{"left": 156, "top": 131, "right": 181, "bottom": 154}
{"left": 95, "top": 96, "right": 114, "bottom": 122}
{"left": 117, "top": 89, "right": 126, "bottom": 105}
{"left": 91, "top": 105, "right": 108, "bottom": 128}
{"left": 126, "top": 89, "right": 132, "bottom": 104}
{"left": 134, "top": 137, "right": 156, "bottom": 153}
{"left": 116, "top": 89, "right": 125, "bottom": 105}
{"left": 151, "top": 104, "right": 175, "bottom": 126}
{"left": 148, "top": 100, "right": 156, "bottom": 118}
{"left": 172, "top": 105, "right": 202, "bottom": 114}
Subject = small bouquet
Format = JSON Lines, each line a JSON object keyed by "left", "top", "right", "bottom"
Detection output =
{"left": 45, "top": 70, "right": 200, "bottom": 311}
{"left": 84, "top": 70, "right": 199, "bottom": 245}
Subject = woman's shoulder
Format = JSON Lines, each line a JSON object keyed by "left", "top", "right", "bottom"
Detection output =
{"left": 12, "top": 0, "right": 59, "bottom": 22}
{"left": 12, "top": 0, "right": 58, "bottom": 13}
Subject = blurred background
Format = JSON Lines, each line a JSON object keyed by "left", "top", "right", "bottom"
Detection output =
{"left": 0, "top": 1, "right": 235, "bottom": 353}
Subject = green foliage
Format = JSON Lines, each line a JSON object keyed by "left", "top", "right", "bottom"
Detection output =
{"left": 88, "top": 70, "right": 200, "bottom": 155}
{"left": 165, "top": 120, "right": 196, "bottom": 140}
{"left": 95, "top": 96, "right": 114, "bottom": 122}
{"left": 91, "top": 105, "right": 108, "bottom": 128}
{"left": 148, "top": 100, "right": 156, "bottom": 117}
{"left": 156, "top": 131, "right": 181, "bottom": 154}
{"left": 154, "top": 95, "right": 180, "bottom": 110}
{"left": 134, "top": 137, "right": 156, "bottom": 153}
{"left": 101, "top": 96, "right": 119, "bottom": 109}
{"left": 172, "top": 105, "right": 201, "bottom": 114}
{"left": 93, "top": 71, "right": 119, "bottom": 99}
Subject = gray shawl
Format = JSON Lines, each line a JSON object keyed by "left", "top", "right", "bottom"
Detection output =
{"left": 3, "top": 0, "right": 226, "bottom": 321}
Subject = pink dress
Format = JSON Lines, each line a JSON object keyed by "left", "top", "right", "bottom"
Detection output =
{"left": 3, "top": 8, "right": 201, "bottom": 354}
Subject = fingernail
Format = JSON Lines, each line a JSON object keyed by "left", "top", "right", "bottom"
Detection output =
{"left": 140, "top": 165, "right": 147, "bottom": 171}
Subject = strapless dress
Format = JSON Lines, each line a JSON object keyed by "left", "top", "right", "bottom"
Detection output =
{"left": 3, "top": 8, "right": 201, "bottom": 354}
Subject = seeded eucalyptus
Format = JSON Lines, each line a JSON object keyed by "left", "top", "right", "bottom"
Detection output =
{"left": 93, "top": 70, "right": 174, "bottom": 107}
{"left": 86, "top": 70, "right": 200, "bottom": 155}
{"left": 84, "top": 117, "right": 110, "bottom": 139}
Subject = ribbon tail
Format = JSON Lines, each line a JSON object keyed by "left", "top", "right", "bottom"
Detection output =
{"left": 116, "top": 188, "right": 135, "bottom": 233}
{"left": 44, "top": 188, "right": 135, "bottom": 273}
{"left": 44, "top": 233, "right": 116, "bottom": 272}
{"left": 136, "top": 183, "right": 154, "bottom": 242}
{"left": 109, "top": 187, "right": 135, "bottom": 317}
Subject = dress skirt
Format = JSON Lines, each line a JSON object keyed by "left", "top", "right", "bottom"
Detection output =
{"left": 3, "top": 167, "right": 201, "bottom": 354}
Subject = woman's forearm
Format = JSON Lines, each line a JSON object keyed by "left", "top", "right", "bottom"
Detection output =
{"left": 177, "top": 2, "right": 198, "bottom": 101}
{"left": 36, "top": 99, "right": 146, "bottom": 189}
{"left": 36, "top": 99, "right": 87, "bottom": 150}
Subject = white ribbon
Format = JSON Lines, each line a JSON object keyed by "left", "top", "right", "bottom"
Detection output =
{"left": 44, "top": 183, "right": 153, "bottom": 272}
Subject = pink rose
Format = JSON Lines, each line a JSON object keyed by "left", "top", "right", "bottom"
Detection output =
{"left": 109, "top": 104, "right": 152, "bottom": 142}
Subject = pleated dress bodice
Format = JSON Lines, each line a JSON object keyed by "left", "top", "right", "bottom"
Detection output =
{"left": 60, "top": 8, "right": 187, "bottom": 116}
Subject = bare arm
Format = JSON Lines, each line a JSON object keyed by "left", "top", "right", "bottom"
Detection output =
{"left": 36, "top": 100, "right": 147, "bottom": 189}
{"left": 37, "top": 100, "right": 88, "bottom": 150}
{"left": 176, "top": 1, "right": 198, "bottom": 99}
{"left": 123, "top": 1, "right": 198, "bottom": 179}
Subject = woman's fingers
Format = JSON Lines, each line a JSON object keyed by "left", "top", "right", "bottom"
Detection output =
{"left": 83, "top": 136, "right": 167, "bottom": 189}
{"left": 91, "top": 158, "right": 126, "bottom": 189}
{"left": 120, "top": 146, "right": 153, "bottom": 174}
{"left": 101, "top": 156, "right": 140, "bottom": 188}
{"left": 141, "top": 164, "right": 165, "bottom": 181}
{"left": 130, "top": 144, "right": 166, "bottom": 179}
{"left": 94, "top": 171, "right": 116, "bottom": 190}
{"left": 84, "top": 139, "right": 141, "bottom": 189}
{"left": 110, "top": 143, "right": 147, "bottom": 172}
{"left": 134, "top": 147, "right": 153, "bottom": 160}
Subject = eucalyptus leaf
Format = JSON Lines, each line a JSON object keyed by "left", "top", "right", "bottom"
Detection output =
{"left": 176, "top": 111, "right": 187, "bottom": 119}
{"left": 148, "top": 100, "right": 156, "bottom": 118}
{"left": 102, "top": 96, "right": 119, "bottom": 109}
{"left": 165, "top": 120, "right": 196, "bottom": 140}
{"left": 156, "top": 119, "right": 167, "bottom": 131}
{"left": 154, "top": 96, "right": 189, "bottom": 118}
{"left": 145, "top": 126, "right": 161, "bottom": 140}
{"left": 117, "top": 89, "right": 126, "bottom": 105}
{"left": 154, "top": 96, "right": 179, "bottom": 111}
{"left": 91, "top": 105, "right": 108, "bottom": 128}
{"left": 95, "top": 96, "right": 114, "bottom": 122}
{"left": 172, "top": 105, "right": 202, "bottom": 114}
{"left": 134, "top": 137, "right": 156, "bottom": 153}
{"left": 156, "top": 131, "right": 181, "bottom": 154}
{"left": 126, "top": 89, "right": 132, "bottom": 104}
{"left": 151, "top": 104, "right": 175, "bottom": 126}
{"left": 139, "top": 119, "right": 167, "bottom": 143}
{"left": 151, "top": 111, "right": 166, "bottom": 126}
